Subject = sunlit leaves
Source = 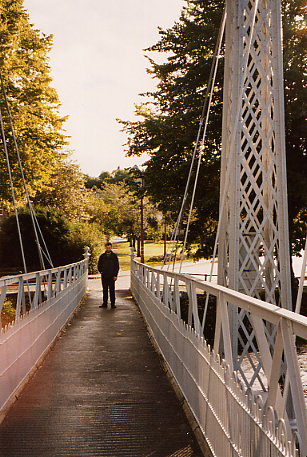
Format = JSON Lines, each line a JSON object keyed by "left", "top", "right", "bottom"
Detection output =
{"left": 0, "top": 0, "right": 68, "bottom": 207}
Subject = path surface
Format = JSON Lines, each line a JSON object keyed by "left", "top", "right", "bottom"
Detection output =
{"left": 0, "top": 273, "right": 203, "bottom": 457}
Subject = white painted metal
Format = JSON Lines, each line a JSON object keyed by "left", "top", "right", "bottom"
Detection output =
{"left": 0, "top": 257, "right": 89, "bottom": 421}
{"left": 219, "top": 0, "right": 291, "bottom": 307}
{"left": 295, "top": 240, "right": 307, "bottom": 314}
{"left": 131, "top": 259, "right": 307, "bottom": 457}
{"left": 218, "top": 0, "right": 297, "bottom": 440}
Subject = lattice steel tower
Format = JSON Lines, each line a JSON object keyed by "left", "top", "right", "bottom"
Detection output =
{"left": 218, "top": 0, "right": 292, "bottom": 310}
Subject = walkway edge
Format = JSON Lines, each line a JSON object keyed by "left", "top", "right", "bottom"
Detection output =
{"left": 136, "top": 295, "right": 214, "bottom": 457}
{"left": 0, "top": 293, "right": 87, "bottom": 425}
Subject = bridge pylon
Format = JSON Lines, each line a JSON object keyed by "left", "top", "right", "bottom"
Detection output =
{"left": 218, "top": 0, "right": 291, "bottom": 308}
{"left": 217, "top": 1, "right": 307, "bottom": 451}
{"left": 218, "top": 0, "right": 292, "bottom": 346}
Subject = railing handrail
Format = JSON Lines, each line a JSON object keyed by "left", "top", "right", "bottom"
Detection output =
{"left": 131, "top": 259, "right": 307, "bottom": 457}
{"left": 133, "top": 260, "right": 307, "bottom": 340}
{"left": 0, "top": 257, "right": 89, "bottom": 420}
{"left": 0, "top": 259, "right": 87, "bottom": 286}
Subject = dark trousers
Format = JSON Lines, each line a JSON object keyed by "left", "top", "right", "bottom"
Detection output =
{"left": 101, "top": 275, "right": 115, "bottom": 305}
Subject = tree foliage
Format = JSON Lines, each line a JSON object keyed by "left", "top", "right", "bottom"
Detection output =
{"left": 84, "top": 167, "right": 132, "bottom": 190}
{"left": 0, "top": 208, "right": 83, "bottom": 273}
{"left": 282, "top": 0, "right": 307, "bottom": 252}
{"left": 0, "top": 0, "right": 67, "bottom": 206}
{"left": 119, "top": 1, "right": 225, "bottom": 255}
{"left": 0, "top": 206, "right": 108, "bottom": 274}
{"left": 120, "top": 0, "right": 306, "bottom": 256}
{"left": 88, "top": 180, "right": 162, "bottom": 243}
{"left": 0, "top": 1, "right": 104, "bottom": 273}
{"left": 34, "top": 160, "right": 90, "bottom": 221}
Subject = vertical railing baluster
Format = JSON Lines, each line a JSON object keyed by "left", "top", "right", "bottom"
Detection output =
{"left": 33, "top": 273, "right": 40, "bottom": 309}
{"left": 0, "top": 285, "right": 7, "bottom": 327}
{"left": 68, "top": 267, "right": 72, "bottom": 285}
{"left": 21, "top": 281, "right": 26, "bottom": 315}
{"left": 55, "top": 268, "right": 61, "bottom": 293}
{"left": 214, "top": 293, "right": 222, "bottom": 353}
{"left": 156, "top": 273, "right": 160, "bottom": 299}
{"left": 174, "top": 277, "right": 181, "bottom": 318}
{"left": 63, "top": 268, "right": 68, "bottom": 289}
{"left": 186, "top": 280, "right": 193, "bottom": 327}
{"left": 219, "top": 292, "right": 233, "bottom": 371}
{"left": 150, "top": 270, "right": 154, "bottom": 292}
{"left": 139, "top": 265, "right": 143, "bottom": 282}
{"left": 190, "top": 282, "right": 200, "bottom": 335}
{"left": 15, "top": 277, "right": 23, "bottom": 321}
{"left": 163, "top": 273, "right": 169, "bottom": 306}
{"left": 169, "top": 280, "right": 175, "bottom": 312}
{"left": 47, "top": 270, "right": 52, "bottom": 299}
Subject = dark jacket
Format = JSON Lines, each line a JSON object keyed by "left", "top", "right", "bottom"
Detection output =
{"left": 98, "top": 251, "right": 119, "bottom": 278}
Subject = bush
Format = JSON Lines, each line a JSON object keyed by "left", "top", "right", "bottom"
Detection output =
{"left": 147, "top": 255, "right": 165, "bottom": 262}
{"left": 1, "top": 300, "right": 15, "bottom": 327}
{"left": 68, "top": 221, "right": 105, "bottom": 274}
{"left": 0, "top": 207, "right": 104, "bottom": 274}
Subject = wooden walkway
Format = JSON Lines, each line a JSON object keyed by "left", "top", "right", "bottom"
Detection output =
{"left": 0, "top": 276, "right": 203, "bottom": 457}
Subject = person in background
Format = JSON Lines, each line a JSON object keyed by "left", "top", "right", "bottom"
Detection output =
{"left": 97, "top": 242, "right": 119, "bottom": 308}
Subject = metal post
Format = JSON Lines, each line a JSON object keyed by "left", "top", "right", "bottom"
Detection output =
{"left": 140, "top": 196, "right": 144, "bottom": 264}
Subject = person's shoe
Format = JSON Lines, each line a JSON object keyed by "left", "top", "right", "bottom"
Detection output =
{"left": 99, "top": 303, "right": 107, "bottom": 308}
{"left": 111, "top": 304, "right": 116, "bottom": 309}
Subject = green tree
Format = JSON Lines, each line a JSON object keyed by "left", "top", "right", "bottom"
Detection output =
{"left": 0, "top": 0, "right": 67, "bottom": 206}
{"left": 88, "top": 180, "right": 163, "bottom": 247}
{"left": 120, "top": 1, "right": 224, "bottom": 255}
{"left": 84, "top": 175, "right": 104, "bottom": 190}
{"left": 34, "top": 160, "right": 90, "bottom": 222}
{"left": 0, "top": 208, "right": 82, "bottom": 273}
{"left": 96, "top": 182, "right": 138, "bottom": 239}
{"left": 282, "top": 1, "right": 307, "bottom": 253}
{"left": 67, "top": 220, "right": 105, "bottom": 274}
{"left": 84, "top": 167, "right": 132, "bottom": 190}
{"left": 0, "top": 207, "right": 106, "bottom": 274}
{"left": 120, "top": 0, "right": 306, "bottom": 257}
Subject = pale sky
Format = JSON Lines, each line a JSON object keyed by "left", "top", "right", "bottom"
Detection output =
{"left": 22, "top": 0, "right": 185, "bottom": 177}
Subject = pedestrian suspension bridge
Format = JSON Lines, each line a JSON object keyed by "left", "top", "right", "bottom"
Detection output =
{"left": 0, "top": 1, "right": 306, "bottom": 457}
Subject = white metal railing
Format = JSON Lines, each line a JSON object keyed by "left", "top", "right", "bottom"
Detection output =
{"left": 131, "top": 258, "right": 307, "bottom": 457}
{"left": 0, "top": 254, "right": 89, "bottom": 420}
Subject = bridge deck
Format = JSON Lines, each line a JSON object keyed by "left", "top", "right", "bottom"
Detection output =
{"left": 0, "top": 273, "right": 203, "bottom": 457}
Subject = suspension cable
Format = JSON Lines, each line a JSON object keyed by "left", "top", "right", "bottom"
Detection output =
{"left": 163, "top": 5, "right": 226, "bottom": 271}
{"left": 0, "top": 72, "right": 53, "bottom": 269}
{"left": 178, "top": 6, "right": 226, "bottom": 274}
{"left": 159, "top": 0, "right": 260, "bottom": 334}
{"left": 32, "top": 211, "right": 54, "bottom": 267}
{"left": 0, "top": 102, "right": 28, "bottom": 274}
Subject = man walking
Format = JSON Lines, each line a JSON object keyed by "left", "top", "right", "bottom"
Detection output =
{"left": 98, "top": 242, "right": 119, "bottom": 308}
